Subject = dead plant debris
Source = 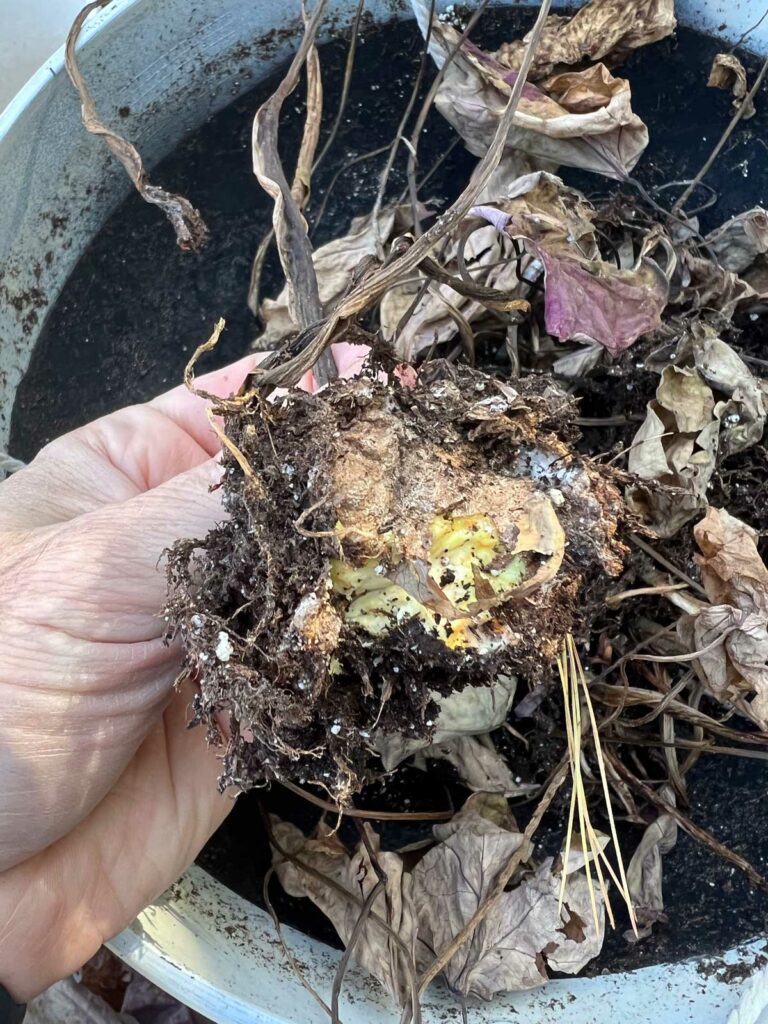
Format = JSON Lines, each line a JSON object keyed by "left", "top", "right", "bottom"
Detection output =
{"left": 104, "top": 0, "right": 768, "bottom": 1012}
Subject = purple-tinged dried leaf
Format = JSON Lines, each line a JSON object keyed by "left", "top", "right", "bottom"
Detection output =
{"left": 410, "top": 0, "right": 648, "bottom": 181}
{"left": 474, "top": 172, "right": 669, "bottom": 355}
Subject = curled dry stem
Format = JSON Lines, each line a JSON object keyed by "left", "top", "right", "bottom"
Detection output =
{"left": 65, "top": 0, "right": 208, "bottom": 251}
{"left": 608, "top": 752, "right": 768, "bottom": 895}
{"left": 247, "top": 2, "right": 325, "bottom": 318}
{"left": 251, "top": 0, "right": 337, "bottom": 385}
{"left": 254, "top": 0, "right": 554, "bottom": 392}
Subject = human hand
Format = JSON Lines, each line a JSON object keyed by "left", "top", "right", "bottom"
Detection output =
{"left": 0, "top": 341, "right": 368, "bottom": 1000}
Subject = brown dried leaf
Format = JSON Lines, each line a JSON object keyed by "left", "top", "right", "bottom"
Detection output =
{"left": 271, "top": 818, "right": 418, "bottom": 1006}
{"left": 708, "top": 53, "right": 756, "bottom": 119}
{"left": 705, "top": 208, "right": 768, "bottom": 273}
{"left": 65, "top": 2, "right": 208, "bottom": 251}
{"left": 386, "top": 559, "right": 465, "bottom": 621}
{"left": 495, "top": 0, "right": 676, "bottom": 80}
{"left": 677, "top": 508, "right": 768, "bottom": 727}
{"left": 411, "top": 801, "right": 604, "bottom": 998}
{"left": 694, "top": 507, "right": 768, "bottom": 612}
{"left": 624, "top": 788, "right": 677, "bottom": 940}
{"left": 627, "top": 328, "right": 766, "bottom": 537}
{"left": 656, "top": 366, "right": 715, "bottom": 434}
{"left": 410, "top": 0, "right": 648, "bottom": 181}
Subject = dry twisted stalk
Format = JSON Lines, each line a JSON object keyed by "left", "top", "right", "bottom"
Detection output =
{"left": 251, "top": 0, "right": 337, "bottom": 385}
{"left": 247, "top": 1, "right": 325, "bottom": 317}
{"left": 65, "top": 0, "right": 208, "bottom": 251}
{"left": 254, "top": 0, "right": 554, "bottom": 393}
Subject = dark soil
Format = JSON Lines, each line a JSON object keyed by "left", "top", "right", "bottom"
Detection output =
{"left": 10, "top": 3, "right": 768, "bottom": 978}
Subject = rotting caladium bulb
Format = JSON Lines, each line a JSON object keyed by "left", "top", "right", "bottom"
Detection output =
{"left": 166, "top": 363, "right": 627, "bottom": 801}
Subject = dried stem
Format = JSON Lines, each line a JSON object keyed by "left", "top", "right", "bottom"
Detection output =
{"left": 262, "top": 866, "right": 334, "bottom": 1018}
{"left": 251, "top": 0, "right": 337, "bottom": 385}
{"left": 247, "top": 4, "right": 325, "bottom": 319}
{"left": 255, "top": 0, "right": 554, "bottom": 391}
{"left": 280, "top": 779, "right": 453, "bottom": 821}
{"left": 608, "top": 753, "right": 768, "bottom": 895}
{"left": 332, "top": 878, "right": 385, "bottom": 1024}
{"left": 313, "top": 0, "right": 366, "bottom": 170}
{"left": 370, "top": 0, "right": 437, "bottom": 257}
{"left": 405, "top": 0, "right": 493, "bottom": 235}
{"left": 65, "top": 0, "right": 208, "bottom": 251}
{"left": 672, "top": 53, "right": 768, "bottom": 214}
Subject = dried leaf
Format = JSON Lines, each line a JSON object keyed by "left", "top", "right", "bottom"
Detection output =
{"left": 553, "top": 342, "right": 605, "bottom": 378}
{"left": 252, "top": 2, "right": 328, "bottom": 336}
{"left": 421, "top": 734, "right": 538, "bottom": 797}
{"left": 474, "top": 172, "right": 669, "bottom": 355}
{"left": 411, "top": 800, "right": 604, "bottom": 998}
{"left": 374, "top": 675, "right": 518, "bottom": 770}
{"left": 624, "top": 788, "right": 678, "bottom": 941}
{"left": 656, "top": 366, "right": 714, "bottom": 434}
{"left": 537, "top": 246, "right": 668, "bottom": 355}
{"left": 410, "top": 0, "right": 648, "bottom": 181}
{"left": 674, "top": 251, "right": 757, "bottom": 319}
{"left": 272, "top": 818, "right": 418, "bottom": 1005}
{"left": 386, "top": 559, "right": 465, "bottom": 620}
{"left": 627, "top": 327, "right": 766, "bottom": 537}
{"left": 677, "top": 508, "right": 768, "bottom": 728}
{"left": 690, "top": 324, "right": 766, "bottom": 456}
{"left": 65, "top": 2, "right": 208, "bottom": 251}
{"left": 495, "top": 0, "right": 676, "bottom": 80}
{"left": 708, "top": 53, "right": 756, "bottom": 119}
{"left": 705, "top": 208, "right": 768, "bottom": 273}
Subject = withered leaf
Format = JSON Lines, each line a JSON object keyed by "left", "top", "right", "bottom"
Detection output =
{"left": 677, "top": 508, "right": 768, "bottom": 728}
{"left": 261, "top": 207, "right": 400, "bottom": 347}
{"left": 495, "top": 0, "right": 676, "bottom": 80}
{"left": 708, "top": 53, "right": 756, "bottom": 119}
{"left": 386, "top": 559, "right": 465, "bottom": 621}
{"left": 411, "top": 804, "right": 604, "bottom": 999}
{"left": 627, "top": 327, "right": 767, "bottom": 537}
{"left": 705, "top": 208, "right": 768, "bottom": 273}
{"left": 624, "top": 787, "right": 677, "bottom": 941}
{"left": 271, "top": 818, "right": 418, "bottom": 1006}
{"left": 420, "top": 735, "right": 539, "bottom": 798}
{"left": 373, "top": 675, "right": 518, "bottom": 770}
{"left": 410, "top": 0, "right": 648, "bottom": 181}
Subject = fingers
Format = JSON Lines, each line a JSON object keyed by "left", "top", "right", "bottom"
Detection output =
{"left": 148, "top": 353, "right": 262, "bottom": 456}
{"left": 0, "top": 685, "right": 233, "bottom": 1002}
{"left": 6, "top": 457, "right": 226, "bottom": 644}
{"left": 0, "top": 342, "right": 372, "bottom": 532}
{"left": 0, "top": 354, "right": 260, "bottom": 531}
